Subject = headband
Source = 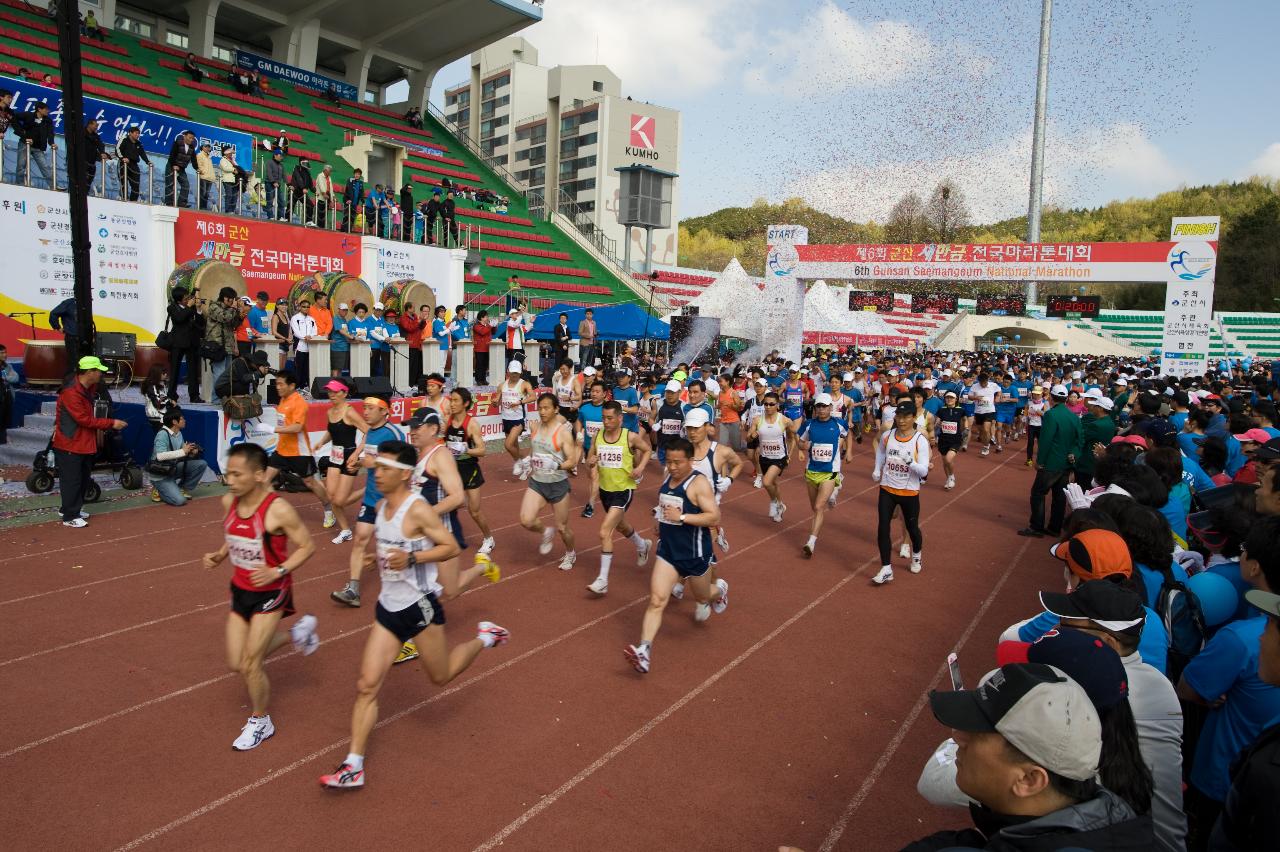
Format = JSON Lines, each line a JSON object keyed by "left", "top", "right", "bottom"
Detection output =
{"left": 375, "top": 456, "right": 415, "bottom": 470}
{"left": 363, "top": 397, "right": 390, "bottom": 410}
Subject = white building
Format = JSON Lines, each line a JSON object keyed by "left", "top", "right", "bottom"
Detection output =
{"left": 442, "top": 36, "right": 681, "bottom": 269}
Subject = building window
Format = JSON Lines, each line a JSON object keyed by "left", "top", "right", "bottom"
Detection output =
{"left": 165, "top": 31, "right": 189, "bottom": 49}
{"left": 211, "top": 45, "right": 233, "bottom": 63}
{"left": 480, "top": 73, "right": 510, "bottom": 100}
{"left": 363, "top": 91, "right": 376, "bottom": 104}
{"left": 114, "top": 15, "right": 153, "bottom": 38}
{"left": 560, "top": 108, "right": 598, "bottom": 135}
{"left": 592, "top": 81, "right": 603, "bottom": 93}
{"left": 456, "top": 108, "right": 470, "bottom": 125}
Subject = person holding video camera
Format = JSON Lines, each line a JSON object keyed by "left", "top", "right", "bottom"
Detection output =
{"left": 166, "top": 287, "right": 204, "bottom": 404}
{"left": 150, "top": 408, "right": 207, "bottom": 506}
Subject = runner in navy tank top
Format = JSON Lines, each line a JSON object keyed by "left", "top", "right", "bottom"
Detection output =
{"left": 202, "top": 443, "right": 318, "bottom": 752}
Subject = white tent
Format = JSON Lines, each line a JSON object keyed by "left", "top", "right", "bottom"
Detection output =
{"left": 803, "top": 282, "right": 899, "bottom": 341}
{"left": 667, "top": 257, "right": 764, "bottom": 338}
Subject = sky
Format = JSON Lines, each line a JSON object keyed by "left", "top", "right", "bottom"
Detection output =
{"left": 419, "top": 0, "right": 1280, "bottom": 226}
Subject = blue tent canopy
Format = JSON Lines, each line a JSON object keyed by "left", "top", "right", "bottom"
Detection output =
{"left": 517, "top": 303, "right": 669, "bottom": 341}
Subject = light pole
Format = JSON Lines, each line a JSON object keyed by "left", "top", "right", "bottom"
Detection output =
{"left": 1025, "top": 0, "right": 1053, "bottom": 307}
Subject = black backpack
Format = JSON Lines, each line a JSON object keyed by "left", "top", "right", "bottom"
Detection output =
{"left": 1155, "top": 576, "right": 1210, "bottom": 683}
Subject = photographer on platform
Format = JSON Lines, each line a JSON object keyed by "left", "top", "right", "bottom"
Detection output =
{"left": 150, "top": 408, "right": 207, "bottom": 506}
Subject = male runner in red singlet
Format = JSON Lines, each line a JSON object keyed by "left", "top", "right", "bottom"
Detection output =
{"left": 202, "top": 442, "right": 318, "bottom": 751}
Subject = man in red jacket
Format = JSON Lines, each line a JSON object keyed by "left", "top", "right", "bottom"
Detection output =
{"left": 54, "top": 356, "right": 127, "bottom": 528}
{"left": 398, "top": 303, "right": 427, "bottom": 388}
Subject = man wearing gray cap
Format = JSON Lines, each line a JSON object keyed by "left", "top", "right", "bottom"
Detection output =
{"left": 1019, "top": 384, "right": 1081, "bottom": 539}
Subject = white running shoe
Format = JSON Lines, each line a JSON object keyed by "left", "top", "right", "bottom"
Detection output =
{"left": 693, "top": 602, "right": 712, "bottom": 622}
{"left": 479, "top": 536, "right": 496, "bottom": 556}
{"left": 331, "top": 528, "right": 353, "bottom": 545}
{"left": 944, "top": 475, "right": 956, "bottom": 491}
{"left": 776, "top": 502, "right": 786, "bottom": 522}
{"left": 636, "top": 538, "right": 653, "bottom": 565}
{"left": 828, "top": 491, "right": 838, "bottom": 509}
{"left": 872, "top": 566, "right": 895, "bottom": 585}
{"left": 232, "top": 716, "right": 275, "bottom": 751}
{"left": 587, "top": 576, "right": 608, "bottom": 595}
{"left": 290, "top": 614, "right": 318, "bottom": 655}
{"left": 62, "top": 518, "right": 88, "bottom": 528}
{"left": 624, "top": 643, "right": 651, "bottom": 674}
{"left": 716, "top": 528, "right": 729, "bottom": 552}
{"left": 477, "top": 620, "right": 510, "bottom": 646}
{"left": 753, "top": 474, "right": 763, "bottom": 489}
{"left": 558, "top": 550, "right": 577, "bottom": 571}
{"left": 712, "top": 578, "right": 729, "bottom": 614}
{"left": 322, "top": 510, "right": 336, "bottom": 529}
{"left": 981, "top": 446, "right": 990, "bottom": 457}
{"left": 670, "top": 582, "right": 684, "bottom": 601}
{"left": 768, "top": 500, "right": 779, "bottom": 522}
{"left": 899, "top": 542, "right": 911, "bottom": 559}
{"left": 538, "top": 527, "right": 555, "bottom": 555}
{"left": 319, "top": 762, "right": 364, "bottom": 789}
{"left": 910, "top": 557, "right": 923, "bottom": 574}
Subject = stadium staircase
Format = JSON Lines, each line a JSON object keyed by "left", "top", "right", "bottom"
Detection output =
{"left": 1072, "top": 311, "right": 1243, "bottom": 360}
{"left": 0, "top": 0, "right": 648, "bottom": 314}
{"left": 1218, "top": 315, "right": 1280, "bottom": 360}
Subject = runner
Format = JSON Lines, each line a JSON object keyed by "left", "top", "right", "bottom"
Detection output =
{"left": 968, "top": 372, "right": 999, "bottom": 455}
{"left": 624, "top": 437, "right": 727, "bottom": 674}
{"left": 420, "top": 373, "right": 447, "bottom": 414}
{"left": 263, "top": 371, "right": 333, "bottom": 512}
{"left": 319, "top": 440, "right": 509, "bottom": 789}
{"left": 796, "top": 392, "right": 849, "bottom": 558}
{"left": 779, "top": 367, "right": 807, "bottom": 423}
{"left": 843, "top": 370, "right": 868, "bottom": 444}
{"left": 316, "top": 380, "right": 368, "bottom": 544}
{"left": 577, "top": 379, "right": 607, "bottom": 519}
{"left": 444, "top": 386, "right": 495, "bottom": 555}
{"left": 330, "top": 397, "right": 406, "bottom": 607}
{"left": 959, "top": 371, "right": 977, "bottom": 451}
{"left": 682, "top": 407, "right": 742, "bottom": 554}
{"left": 681, "top": 379, "right": 717, "bottom": 431}
{"left": 993, "top": 373, "right": 1018, "bottom": 452}
{"left": 653, "top": 378, "right": 686, "bottom": 465}
{"left": 871, "top": 400, "right": 931, "bottom": 585}
{"left": 1025, "top": 385, "right": 1047, "bottom": 468}
{"left": 585, "top": 400, "right": 653, "bottom": 595}
{"left": 552, "top": 359, "right": 581, "bottom": 424}
{"left": 202, "top": 442, "right": 318, "bottom": 750}
{"left": 935, "top": 390, "right": 966, "bottom": 491}
{"left": 745, "top": 377, "right": 769, "bottom": 487}
{"left": 498, "top": 360, "right": 535, "bottom": 479}
{"left": 519, "top": 392, "right": 580, "bottom": 570}
{"left": 745, "top": 390, "right": 798, "bottom": 523}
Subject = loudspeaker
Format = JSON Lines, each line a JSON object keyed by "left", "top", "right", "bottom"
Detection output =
{"left": 96, "top": 332, "right": 136, "bottom": 359}
{"left": 351, "top": 376, "right": 394, "bottom": 401}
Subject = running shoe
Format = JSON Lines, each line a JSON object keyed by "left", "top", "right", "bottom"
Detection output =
{"left": 872, "top": 566, "right": 895, "bottom": 585}
{"left": 768, "top": 500, "right": 779, "bottom": 522}
{"left": 181, "top": 491, "right": 192, "bottom": 500}
{"left": 624, "top": 643, "right": 651, "bottom": 674}
{"left": 693, "top": 602, "right": 712, "bottom": 622}
{"left": 587, "top": 576, "right": 608, "bottom": 595}
{"left": 290, "top": 614, "right": 318, "bottom": 655}
{"left": 330, "top": 585, "right": 361, "bottom": 607}
{"left": 479, "top": 536, "right": 496, "bottom": 556}
{"left": 320, "top": 763, "right": 364, "bottom": 789}
{"left": 538, "top": 527, "right": 555, "bottom": 556}
{"left": 802, "top": 543, "right": 813, "bottom": 559}
{"left": 581, "top": 501, "right": 595, "bottom": 519}
{"left": 827, "top": 491, "right": 838, "bottom": 509}
{"left": 636, "top": 538, "right": 652, "bottom": 566}
{"left": 475, "top": 553, "right": 501, "bottom": 584}
{"left": 394, "top": 641, "right": 419, "bottom": 664}
{"left": 944, "top": 475, "right": 956, "bottom": 491}
{"left": 712, "top": 578, "right": 729, "bottom": 614}
{"left": 753, "top": 474, "right": 763, "bottom": 489}
{"left": 716, "top": 528, "right": 730, "bottom": 553}
{"left": 910, "top": 557, "right": 923, "bottom": 574}
{"left": 559, "top": 551, "right": 577, "bottom": 571}
{"left": 995, "top": 444, "right": 1003, "bottom": 453}
{"left": 478, "top": 621, "right": 510, "bottom": 646}
{"left": 1026, "top": 459, "right": 1035, "bottom": 468}
{"left": 150, "top": 488, "right": 161, "bottom": 503}
{"left": 232, "top": 716, "right": 275, "bottom": 751}
{"left": 980, "top": 446, "right": 990, "bottom": 457}
{"left": 899, "top": 542, "right": 911, "bottom": 559}
{"left": 62, "top": 518, "right": 88, "bottom": 528}
{"left": 322, "top": 510, "right": 336, "bottom": 529}
{"left": 671, "top": 582, "right": 684, "bottom": 601}
{"left": 331, "top": 529, "right": 353, "bottom": 545}
{"left": 776, "top": 501, "right": 786, "bottom": 523}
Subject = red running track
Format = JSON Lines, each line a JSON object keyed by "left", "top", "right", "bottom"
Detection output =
{"left": 0, "top": 439, "right": 1062, "bottom": 851}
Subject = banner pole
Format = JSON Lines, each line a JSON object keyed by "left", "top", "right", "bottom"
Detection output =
{"left": 56, "top": 0, "right": 94, "bottom": 358}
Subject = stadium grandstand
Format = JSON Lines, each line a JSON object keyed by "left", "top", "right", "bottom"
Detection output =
{"left": 0, "top": 0, "right": 660, "bottom": 313}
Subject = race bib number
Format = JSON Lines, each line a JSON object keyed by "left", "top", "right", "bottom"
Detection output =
{"left": 661, "top": 419, "right": 682, "bottom": 435}
{"left": 597, "top": 444, "right": 625, "bottom": 468}
{"left": 556, "top": 386, "right": 574, "bottom": 403}
{"left": 227, "top": 534, "right": 264, "bottom": 571}
{"left": 811, "top": 444, "right": 834, "bottom": 463}
{"left": 329, "top": 445, "right": 347, "bottom": 464}
{"left": 584, "top": 421, "right": 602, "bottom": 439}
{"left": 532, "top": 453, "right": 559, "bottom": 472}
{"left": 886, "top": 459, "right": 910, "bottom": 476}
{"left": 1018, "top": 387, "right": 1028, "bottom": 398}
{"left": 940, "top": 421, "right": 958, "bottom": 435}
{"left": 760, "top": 438, "right": 784, "bottom": 458}
{"left": 658, "top": 492, "right": 684, "bottom": 525}
{"left": 375, "top": 548, "right": 404, "bottom": 582}
{"left": 447, "top": 440, "right": 467, "bottom": 457}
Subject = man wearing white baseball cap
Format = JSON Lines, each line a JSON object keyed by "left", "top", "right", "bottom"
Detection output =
{"left": 1020, "top": 383, "right": 1081, "bottom": 538}
{"left": 797, "top": 391, "right": 848, "bottom": 558}
{"left": 903, "top": 662, "right": 1150, "bottom": 849}
{"left": 498, "top": 360, "right": 536, "bottom": 477}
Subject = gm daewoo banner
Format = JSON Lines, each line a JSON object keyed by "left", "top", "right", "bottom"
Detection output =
{"left": 0, "top": 75, "right": 253, "bottom": 170}
{"left": 234, "top": 50, "right": 358, "bottom": 101}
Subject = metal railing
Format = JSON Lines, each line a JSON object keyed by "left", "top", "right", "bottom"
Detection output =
{"left": 427, "top": 100, "right": 529, "bottom": 199}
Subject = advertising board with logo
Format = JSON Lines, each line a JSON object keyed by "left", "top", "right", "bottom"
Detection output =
{"left": 1160, "top": 217, "right": 1220, "bottom": 377}
{"left": 911, "top": 293, "right": 960, "bottom": 314}
{"left": 0, "top": 184, "right": 165, "bottom": 353}
{"left": 360, "top": 236, "right": 463, "bottom": 312}
{"left": 234, "top": 50, "right": 358, "bottom": 101}
{"left": 848, "top": 290, "right": 895, "bottom": 312}
{"left": 174, "top": 211, "right": 359, "bottom": 300}
{"left": 601, "top": 98, "right": 682, "bottom": 268}
{"left": 1, "top": 75, "right": 254, "bottom": 169}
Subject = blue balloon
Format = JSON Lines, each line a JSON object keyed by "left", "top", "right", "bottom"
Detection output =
{"left": 1186, "top": 571, "right": 1240, "bottom": 627}
{"left": 996, "top": 336, "right": 1003, "bottom": 342}
{"left": 1014, "top": 334, "right": 1021, "bottom": 341}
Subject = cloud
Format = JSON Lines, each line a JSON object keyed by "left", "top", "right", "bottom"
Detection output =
{"left": 1247, "top": 143, "right": 1280, "bottom": 178}
{"left": 784, "top": 122, "right": 1186, "bottom": 223}
{"left": 744, "top": 2, "right": 934, "bottom": 96}
{"left": 520, "top": 0, "right": 752, "bottom": 100}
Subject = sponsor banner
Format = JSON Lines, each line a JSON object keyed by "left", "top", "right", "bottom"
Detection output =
{"left": 1161, "top": 217, "right": 1219, "bottom": 377}
{"left": 802, "top": 331, "right": 912, "bottom": 348}
{"left": 361, "top": 236, "right": 463, "bottom": 311}
{"left": 1, "top": 75, "right": 254, "bottom": 170}
{"left": 0, "top": 184, "right": 163, "bottom": 352}
{"left": 174, "top": 211, "right": 360, "bottom": 300}
{"left": 235, "top": 50, "right": 358, "bottom": 101}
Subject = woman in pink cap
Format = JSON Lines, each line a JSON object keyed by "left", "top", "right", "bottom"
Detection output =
{"left": 316, "top": 379, "right": 369, "bottom": 543}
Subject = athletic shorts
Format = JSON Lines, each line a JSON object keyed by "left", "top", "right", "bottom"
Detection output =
{"left": 746, "top": 436, "right": 760, "bottom": 450}
{"left": 443, "top": 509, "right": 468, "bottom": 550}
{"left": 996, "top": 410, "right": 1015, "bottom": 425}
{"left": 503, "top": 417, "right": 525, "bottom": 435}
{"left": 268, "top": 453, "right": 316, "bottom": 479}
{"left": 962, "top": 404, "right": 976, "bottom": 416}
{"left": 529, "top": 477, "right": 571, "bottom": 504}
{"left": 331, "top": 350, "right": 350, "bottom": 373}
{"left": 357, "top": 502, "right": 378, "bottom": 525}
{"left": 599, "top": 488, "right": 634, "bottom": 512}
{"left": 805, "top": 469, "right": 841, "bottom": 487}
{"left": 938, "top": 438, "right": 963, "bottom": 455}
{"left": 319, "top": 446, "right": 359, "bottom": 476}
{"left": 760, "top": 456, "right": 788, "bottom": 474}
{"left": 229, "top": 580, "right": 295, "bottom": 622}
{"left": 656, "top": 544, "right": 714, "bottom": 579}
{"left": 974, "top": 412, "right": 995, "bottom": 424}
{"left": 457, "top": 457, "right": 485, "bottom": 490}
{"left": 375, "top": 592, "right": 446, "bottom": 643}
{"left": 559, "top": 406, "right": 578, "bottom": 423}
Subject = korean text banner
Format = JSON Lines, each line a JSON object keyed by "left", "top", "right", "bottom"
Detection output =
{"left": 0, "top": 75, "right": 254, "bottom": 170}
{"left": 174, "top": 211, "right": 361, "bottom": 300}
{"left": 234, "top": 50, "right": 358, "bottom": 101}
